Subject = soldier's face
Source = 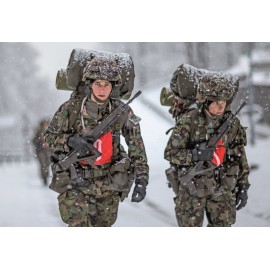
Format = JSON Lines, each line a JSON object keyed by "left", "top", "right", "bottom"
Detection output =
{"left": 91, "top": 79, "right": 112, "bottom": 102}
{"left": 208, "top": 100, "right": 226, "bottom": 116}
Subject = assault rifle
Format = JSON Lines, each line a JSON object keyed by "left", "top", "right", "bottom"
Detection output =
{"left": 178, "top": 101, "right": 247, "bottom": 195}
{"left": 58, "top": 91, "right": 142, "bottom": 171}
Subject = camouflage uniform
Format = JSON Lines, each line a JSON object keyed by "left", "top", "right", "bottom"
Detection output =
{"left": 32, "top": 120, "right": 51, "bottom": 185}
{"left": 45, "top": 57, "right": 149, "bottom": 227}
{"left": 164, "top": 74, "right": 250, "bottom": 227}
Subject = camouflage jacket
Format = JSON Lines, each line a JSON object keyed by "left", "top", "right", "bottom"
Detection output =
{"left": 164, "top": 108, "right": 250, "bottom": 188}
{"left": 45, "top": 96, "right": 149, "bottom": 182}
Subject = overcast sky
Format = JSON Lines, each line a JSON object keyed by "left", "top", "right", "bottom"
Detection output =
{"left": 32, "top": 42, "right": 99, "bottom": 81}
{"left": 32, "top": 42, "right": 98, "bottom": 78}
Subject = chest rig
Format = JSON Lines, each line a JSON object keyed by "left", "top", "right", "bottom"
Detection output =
{"left": 67, "top": 96, "right": 125, "bottom": 166}
{"left": 188, "top": 109, "right": 232, "bottom": 147}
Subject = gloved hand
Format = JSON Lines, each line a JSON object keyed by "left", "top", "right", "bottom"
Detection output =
{"left": 67, "top": 134, "right": 90, "bottom": 156}
{"left": 131, "top": 178, "right": 148, "bottom": 203}
{"left": 236, "top": 184, "right": 250, "bottom": 210}
{"left": 192, "top": 142, "right": 215, "bottom": 162}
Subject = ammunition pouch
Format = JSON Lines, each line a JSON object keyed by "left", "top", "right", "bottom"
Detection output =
{"left": 50, "top": 152, "right": 134, "bottom": 196}
{"left": 108, "top": 158, "right": 131, "bottom": 191}
{"left": 187, "top": 176, "right": 216, "bottom": 198}
{"left": 165, "top": 166, "right": 180, "bottom": 195}
{"left": 178, "top": 167, "right": 216, "bottom": 198}
{"left": 120, "top": 164, "right": 135, "bottom": 202}
{"left": 220, "top": 164, "right": 239, "bottom": 190}
{"left": 82, "top": 168, "right": 108, "bottom": 179}
{"left": 49, "top": 164, "right": 74, "bottom": 194}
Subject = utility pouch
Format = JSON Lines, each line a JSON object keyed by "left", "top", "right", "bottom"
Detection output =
{"left": 120, "top": 164, "right": 135, "bottom": 202}
{"left": 182, "top": 173, "right": 216, "bottom": 198}
{"left": 221, "top": 165, "right": 239, "bottom": 190}
{"left": 165, "top": 166, "right": 180, "bottom": 195}
{"left": 108, "top": 158, "right": 131, "bottom": 191}
{"left": 49, "top": 163, "right": 73, "bottom": 194}
{"left": 192, "top": 176, "right": 216, "bottom": 198}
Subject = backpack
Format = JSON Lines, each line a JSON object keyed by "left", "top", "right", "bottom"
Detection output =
{"left": 55, "top": 69, "right": 73, "bottom": 91}
{"left": 55, "top": 48, "right": 135, "bottom": 100}
{"left": 160, "top": 64, "right": 239, "bottom": 119}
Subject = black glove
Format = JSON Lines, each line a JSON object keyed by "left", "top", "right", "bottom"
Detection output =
{"left": 67, "top": 134, "right": 90, "bottom": 156}
{"left": 236, "top": 184, "right": 250, "bottom": 210}
{"left": 131, "top": 178, "right": 148, "bottom": 203}
{"left": 192, "top": 142, "right": 215, "bottom": 162}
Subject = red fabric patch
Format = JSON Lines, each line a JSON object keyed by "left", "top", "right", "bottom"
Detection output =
{"left": 80, "top": 132, "right": 113, "bottom": 166}
{"left": 211, "top": 138, "right": 226, "bottom": 167}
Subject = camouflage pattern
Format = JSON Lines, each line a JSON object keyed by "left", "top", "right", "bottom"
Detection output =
{"left": 66, "top": 49, "right": 135, "bottom": 100}
{"left": 174, "top": 186, "right": 236, "bottom": 227}
{"left": 58, "top": 184, "right": 120, "bottom": 227}
{"left": 82, "top": 57, "right": 122, "bottom": 84}
{"left": 164, "top": 107, "right": 250, "bottom": 227}
{"left": 45, "top": 95, "right": 149, "bottom": 227}
{"left": 32, "top": 119, "right": 51, "bottom": 185}
{"left": 198, "top": 73, "right": 238, "bottom": 102}
{"left": 165, "top": 65, "right": 240, "bottom": 120}
{"left": 169, "top": 64, "right": 239, "bottom": 102}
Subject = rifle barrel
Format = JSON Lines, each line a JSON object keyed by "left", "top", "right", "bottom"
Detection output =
{"left": 126, "top": 91, "right": 142, "bottom": 105}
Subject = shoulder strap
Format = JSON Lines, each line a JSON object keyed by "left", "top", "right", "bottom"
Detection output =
{"left": 68, "top": 96, "right": 84, "bottom": 131}
{"left": 187, "top": 108, "right": 201, "bottom": 138}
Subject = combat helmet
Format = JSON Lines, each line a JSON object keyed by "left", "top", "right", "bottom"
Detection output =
{"left": 197, "top": 72, "right": 239, "bottom": 105}
{"left": 82, "top": 56, "right": 122, "bottom": 86}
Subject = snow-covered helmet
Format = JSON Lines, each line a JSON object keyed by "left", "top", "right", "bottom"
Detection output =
{"left": 197, "top": 72, "right": 238, "bottom": 103}
{"left": 82, "top": 57, "right": 122, "bottom": 85}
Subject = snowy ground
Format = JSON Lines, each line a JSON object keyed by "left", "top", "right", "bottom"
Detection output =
{"left": 0, "top": 89, "right": 270, "bottom": 227}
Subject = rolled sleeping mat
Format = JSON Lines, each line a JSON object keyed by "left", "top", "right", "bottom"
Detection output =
{"left": 55, "top": 69, "right": 73, "bottom": 91}
{"left": 160, "top": 87, "right": 175, "bottom": 106}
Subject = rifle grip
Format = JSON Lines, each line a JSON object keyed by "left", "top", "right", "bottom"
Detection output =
{"left": 87, "top": 143, "right": 102, "bottom": 158}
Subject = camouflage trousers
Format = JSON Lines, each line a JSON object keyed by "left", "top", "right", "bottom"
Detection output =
{"left": 36, "top": 150, "right": 50, "bottom": 185}
{"left": 174, "top": 187, "right": 236, "bottom": 227}
{"left": 57, "top": 182, "right": 120, "bottom": 227}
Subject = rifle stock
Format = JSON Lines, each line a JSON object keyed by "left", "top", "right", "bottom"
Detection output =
{"left": 59, "top": 144, "right": 101, "bottom": 170}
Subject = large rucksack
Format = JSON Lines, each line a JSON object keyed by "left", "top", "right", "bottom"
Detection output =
{"left": 160, "top": 64, "right": 239, "bottom": 119}
{"left": 55, "top": 48, "right": 135, "bottom": 100}
{"left": 55, "top": 69, "right": 73, "bottom": 91}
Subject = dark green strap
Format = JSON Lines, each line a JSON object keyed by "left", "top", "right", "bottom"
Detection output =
{"left": 68, "top": 96, "right": 84, "bottom": 131}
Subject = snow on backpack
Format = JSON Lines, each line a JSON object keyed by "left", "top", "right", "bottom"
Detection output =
{"left": 160, "top": 64, "right": 239, "bottom": 119}
{"left": 55, "top": 48, "right": 135, "bottom": 100}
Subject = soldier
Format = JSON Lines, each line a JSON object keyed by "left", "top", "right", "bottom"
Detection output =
{"left": 32, "top": 119, "right": 51, "bottom": 186}
{"left": 164, "top": 73, "right": 250, "bottom": 227}
{"left": 45, "top": 56, "right": 149, "bottom": 227}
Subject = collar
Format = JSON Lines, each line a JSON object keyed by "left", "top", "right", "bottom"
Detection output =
{"left": 80, "top": 96, "right": 112, "bottom": 130}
